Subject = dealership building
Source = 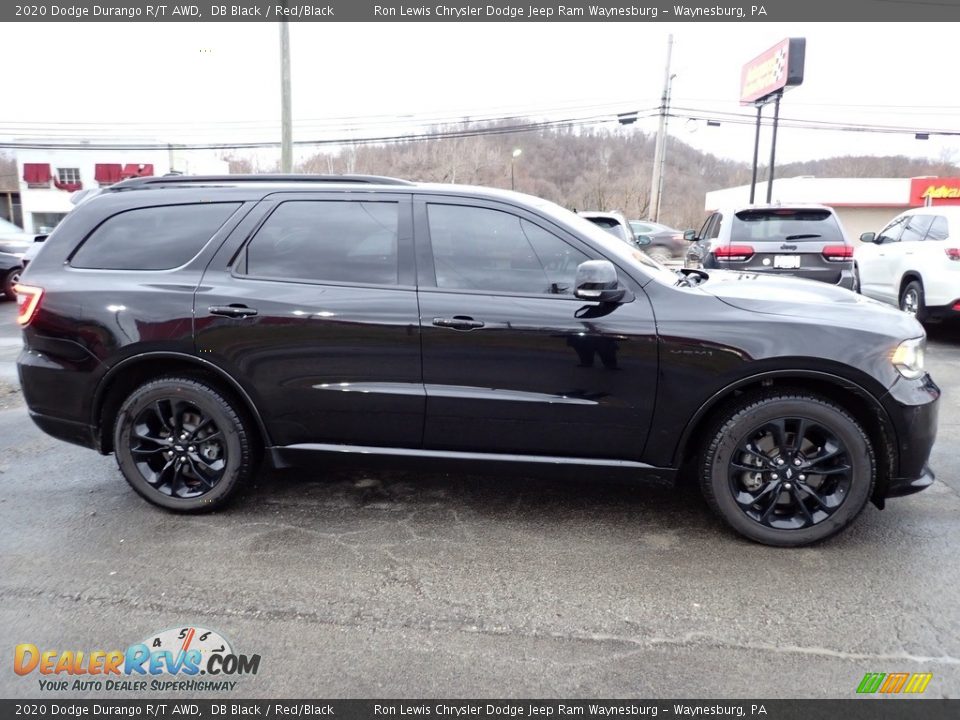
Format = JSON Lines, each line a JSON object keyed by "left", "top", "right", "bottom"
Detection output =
{"left": 15, "top": 142, "right": 229, "bottom": 234}
{"left": 705, "top": 176, "right": 960, "bottom": 240}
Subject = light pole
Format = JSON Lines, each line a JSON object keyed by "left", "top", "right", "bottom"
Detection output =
{"left": 279, "top": 20, "right": 292, "bottom": 173}
{"left": 510, "top": 148, "right": 522, "bottom": 190}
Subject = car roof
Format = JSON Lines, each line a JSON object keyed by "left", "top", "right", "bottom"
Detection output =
{"left": 719, "top": 203, "right": 837, "bottom": 214}
{"left": 900, "top": 205, "right": 960, "bottom": 218}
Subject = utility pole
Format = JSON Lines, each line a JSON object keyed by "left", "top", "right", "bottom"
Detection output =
{"left": 648, "top": 33, "right": 673, "bottom": 222}
{"left": 279, "top": 19, "right": 293, "bottom": 173}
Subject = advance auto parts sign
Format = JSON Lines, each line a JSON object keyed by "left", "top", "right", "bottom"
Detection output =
{"left": 740, "top": 37, "right": 806, "bottom": 105}
{"left": 910, "top": 177, "right": 960, "bottom": 206}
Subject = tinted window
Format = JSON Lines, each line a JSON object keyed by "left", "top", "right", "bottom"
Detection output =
{"left": 243, "top": 201, "right": 399, "bottom": 285}
{"left": 730, "top": 209, "right": 845, "bottom": 243}
{"left": 72, "top": 203, "right": 240, "bottom": 270}
{"left": 428, "top": 204, "right": 588, "bottom": 294}
{"left": 705, "top": 213, "right": 723, "bottom": 240}
{"left": 877, "top": 216, "right": 907, "bottom": 244}
{"left": 927, "top": 215, "right": 949, "bottom": 241}
{"left": 900, "top": 215, "right": 933, "bottom": 243}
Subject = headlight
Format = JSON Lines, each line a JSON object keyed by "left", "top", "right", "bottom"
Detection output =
{"left": 892, "top": 337, "right": 926, "bottom": 380}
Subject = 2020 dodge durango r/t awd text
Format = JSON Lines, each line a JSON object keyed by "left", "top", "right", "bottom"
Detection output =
{"left": 15, "top": 175, "right": 939, "bottom": 546}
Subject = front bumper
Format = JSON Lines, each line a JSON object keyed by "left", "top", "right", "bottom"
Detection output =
{"left": 876, "top": 373, "right": 940, "bottom": 502}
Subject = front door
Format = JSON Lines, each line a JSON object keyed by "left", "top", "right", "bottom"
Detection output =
{"left": 414, "top": 196, "right": 658, "bottom": 461}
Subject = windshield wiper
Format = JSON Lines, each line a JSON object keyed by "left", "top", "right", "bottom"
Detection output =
{"left": 785, "top": 233, "right": 821, "bottom": 240}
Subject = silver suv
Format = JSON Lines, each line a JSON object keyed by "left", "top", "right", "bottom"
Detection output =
{"left": 686, "top": 205, "right": 857, "bottom": 290}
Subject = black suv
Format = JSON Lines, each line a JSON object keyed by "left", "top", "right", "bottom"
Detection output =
{"left": 16, "top": 175, "right": 939, "bottom": 546}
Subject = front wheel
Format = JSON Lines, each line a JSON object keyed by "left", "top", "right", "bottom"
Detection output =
{"left": 644, "top": 245, "right": 673, "bottom": 264}
{"left": 3, "top": 267, "right": 21, "bottom": 300}
{"left": 700, "top": 392, "right": 875, "bottom": 547}
{"left": 113, "top": 377, "right": 256, "bottom": 512}
{"left": 899, "top": 280, "right": 927, "bottom": 322}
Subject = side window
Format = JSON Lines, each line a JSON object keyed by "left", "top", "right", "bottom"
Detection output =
{"left": 427, "top": 204, "right": 588, "bottom": 295}
{"left": 697, "top": 215, "right": 714, "bottom": 240}
{"left": 876, "top": 216, "right": 907, "bottom": 244}
{"left": 900, "top": 215, "right": 933, "bottom": 243}
{"left": 242, "top": 201, "right": 399, "bottom": 286}
{"left": 71, "top": 203, "right": 240, "bottom": 270}
{"left": 926, "top": 215, "right": 949, "bottom": 241}
{"left": 706, "top": 213, "right": 723, "bottom": 240}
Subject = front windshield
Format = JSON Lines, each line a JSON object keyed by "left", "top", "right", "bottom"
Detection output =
{"left": 531, "top": 198, "right": 681, "bottom": 285}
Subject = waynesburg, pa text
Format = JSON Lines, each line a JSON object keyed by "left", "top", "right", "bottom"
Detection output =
{"left": 372, "top": 5, "right": 766, "bottom": 18}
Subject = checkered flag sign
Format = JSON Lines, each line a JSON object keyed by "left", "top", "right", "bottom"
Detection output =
{"left": 773, "top": 47, "right": 787, "bottom": 82}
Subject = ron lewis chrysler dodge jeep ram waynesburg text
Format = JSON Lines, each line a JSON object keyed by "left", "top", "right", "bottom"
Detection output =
{"left": 16, "top": 175, "right": 939, "bottom": 547}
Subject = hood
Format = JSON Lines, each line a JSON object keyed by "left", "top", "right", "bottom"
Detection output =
{"left": 697, "top": 270, "right": 924, "bottom": 336}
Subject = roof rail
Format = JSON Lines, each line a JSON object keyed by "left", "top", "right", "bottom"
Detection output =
{"left": 104, "top": 174, "right": 415, "bottom": 191}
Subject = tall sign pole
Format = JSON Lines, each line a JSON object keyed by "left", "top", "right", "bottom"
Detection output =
{"left": 740, "top": 38, "right": 805, "bottom": 204}
{"left": 649, "top": 34, "right": 673, "bottom": 222}
{"left": 280, "top": 20, "right": 293, "bottom": 173}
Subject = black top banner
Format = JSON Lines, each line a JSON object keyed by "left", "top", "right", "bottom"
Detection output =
{"left": 5, "top": 0, "right": 960, "bottom": 22}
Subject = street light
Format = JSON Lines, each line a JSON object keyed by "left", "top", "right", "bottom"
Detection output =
{"left": 511, "top": 148, "right": 522, "bottom": 190}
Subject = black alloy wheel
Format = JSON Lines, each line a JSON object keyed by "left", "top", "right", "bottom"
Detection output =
{"left": 701, "top": 392, "right": 874, "bottom": 547}
{"left": 114, "top": 377, "right": 255, "bottom": 511}
{"left": 727, "top": 417, "right": 852, "bottom": 530}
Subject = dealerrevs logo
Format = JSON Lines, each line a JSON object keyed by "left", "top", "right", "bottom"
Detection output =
{"left": 14, "top": 627, "right": 261, "bottom": 693}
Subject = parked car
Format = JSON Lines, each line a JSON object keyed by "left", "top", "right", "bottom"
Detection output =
{"left": 685, "top": 205, "right": 857, "bottom": 290}
{"left": 578, "top": 211, "right": 638, "bottom": 246}
{"left": 0, "top": 217, "right": 33, "bottom": 299}
{"left": 629, "top": 220, "right": 687, "bottom": 263}
{"left": 855, "top": 207, "right": 960, "bottom": 323}
{"left": 16, "top": 175, "right": 938, "bottom": 547}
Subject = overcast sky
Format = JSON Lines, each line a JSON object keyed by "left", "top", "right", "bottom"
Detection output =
{"left": 3, "top": 21, "right": 959, "bottom": 167}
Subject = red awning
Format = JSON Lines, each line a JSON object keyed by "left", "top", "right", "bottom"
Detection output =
{"left": 23, "top": 163, "right": 52, "bottom": 185}
{"left": 94, "top": 163, "right": 123, "bottom": 184}
{"left": 120, "top": 163, "right": 155, "bottom": 179}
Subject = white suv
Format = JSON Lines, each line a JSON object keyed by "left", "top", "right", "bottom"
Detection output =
{"left": 856, "top": 207, "right": 960, "bottom": 322}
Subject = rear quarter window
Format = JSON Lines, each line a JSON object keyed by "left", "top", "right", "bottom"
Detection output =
{"left": 730, "top": 209, "right": 845, "bottom": 244}
{"left": 70, "top": 203, "right": 241, "bottom": 270}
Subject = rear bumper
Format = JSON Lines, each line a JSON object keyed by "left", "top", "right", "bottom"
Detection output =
{"left": 27, "top": 410, "right": 99, "bottom": 451}
{"left": 923, "top": 299, "right": 960, "bottom": 322}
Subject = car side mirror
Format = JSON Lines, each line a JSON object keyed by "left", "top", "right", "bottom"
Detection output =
{"left": 683, "top": 229, "right": 697, "bottom": 241}
{"left": 860, "top": 232, "right": 876, "bottom": 244}
{"left": 634, "top": 234, "right": 652, "bottom": 247}
{"left": 574, "top": 260, "right": 625, "bottom": 303}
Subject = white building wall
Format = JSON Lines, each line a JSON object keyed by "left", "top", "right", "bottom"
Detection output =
{"left": 15, "top": 143, "right": 229, "bottom": 233}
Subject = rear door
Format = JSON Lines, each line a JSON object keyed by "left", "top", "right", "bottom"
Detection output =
{"left": 414, "top": 195, "right": 659, "bottom": 461}
{"left": 194, "top": 191, "right": 424, "bottom": 449}
{"left": 728, "top": 208, "right": 850, "bottom": 282}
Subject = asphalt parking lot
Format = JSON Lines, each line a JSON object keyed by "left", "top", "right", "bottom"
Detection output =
{"left": 1, "top": 299, "right": 958, "bottom": 699}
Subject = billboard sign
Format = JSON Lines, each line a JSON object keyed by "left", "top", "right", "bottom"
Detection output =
{"left": 910, "top": 177, "right": 960, "bottom": 206}
{"left": 740, "top": 38, "right": 806, "bottom": 105}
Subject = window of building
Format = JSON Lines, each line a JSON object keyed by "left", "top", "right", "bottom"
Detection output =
{"left": 31, "top": 212, "right": 67, "bottom": 234}
{"left": 56, "top": 168, "right": 81, "bottom": 185}
{"left": 427, "top": 204, "right": 588, "bottom": 295}
{"left": 242, "top": 200, "right": 399, "bottom": 286}
{"left": 70, "top": 203, "right": 240, "bottom": 270}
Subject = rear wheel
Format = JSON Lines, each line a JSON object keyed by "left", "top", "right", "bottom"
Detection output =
{"left": 113, "top": 377, "right": 255, "bottom": 512}
{"left": 700, "top": 392, "right": 874, "bottom": 547}
{"left": 851, "top": 265, "right": 861, "bottom": 294}
{"left": 899, "top": 280, "right": 927, "bottom": 322}
{"left": 2, "top": 267, "right": 20, "bottom": 300}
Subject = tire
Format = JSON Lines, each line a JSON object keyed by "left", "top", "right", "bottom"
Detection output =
{"left": 899, "top": 280, "right": 927, "bottom": 322}
{"left": 2, "top": 267, "right": 21, "bottom": 300}
{"left": 851, "top": 266, "right": 861, "bottom": 294}
{"left": 700, "top": 392, "right": 875, "bottom": 547}
{"left": 644, "top": 245, "right": 673, "bottom": 264}
{"left": 113, "top": 376, "right": 255, "bottom": 512}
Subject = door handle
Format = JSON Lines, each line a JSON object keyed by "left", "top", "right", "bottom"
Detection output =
{"left": 432, "top": 316, "right": 485, "bottom": 331}
{"left": 209, "top": 304, "right": 258, "bottom": 318}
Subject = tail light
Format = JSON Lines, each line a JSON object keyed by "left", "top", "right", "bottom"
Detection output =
{"left": 714, "top": 245, "right": 755, "bottom": 261}
{"left": 946, "top": 248, "right": 960, "bottom": 261}
{"left": 822, "top": 245, "right": 854, "bottom": 262}
{"left": 14, "top": 284, "right": 43, "bottom": 326}
{"left": 953, "top": 301, "right": 960, "bottom": 311}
